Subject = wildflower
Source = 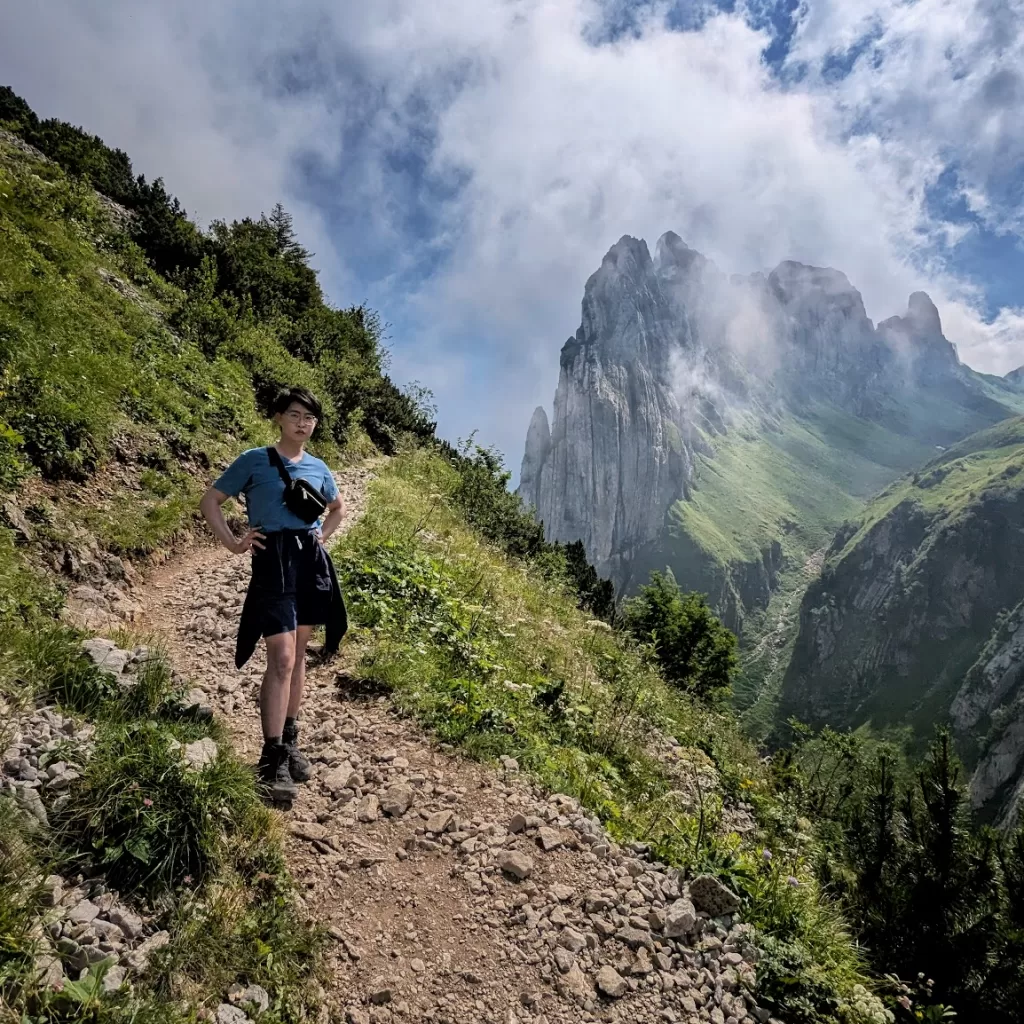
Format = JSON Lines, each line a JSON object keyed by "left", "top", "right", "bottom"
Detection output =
{"left": 143, "top": 798, "right": 153, "bottom": 807}
{"left": 762, "top": 849, "right": 773, "bottom": 862}
{"left": 786, "top": 875, "right": 799, "bottom": 887}
{"left": 897, "top": 996, "right": 912, "bottom": 1011}
{"left": 183, "top": 875, "right": 193, "bottom": 885}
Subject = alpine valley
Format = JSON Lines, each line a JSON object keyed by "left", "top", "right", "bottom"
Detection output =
{"left": 519, "top": 231, "right": 1024, "bottom": 823}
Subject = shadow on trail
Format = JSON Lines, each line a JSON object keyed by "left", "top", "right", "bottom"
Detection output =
{"left": 332, "top": 670, "right": 390, "bottom": 702}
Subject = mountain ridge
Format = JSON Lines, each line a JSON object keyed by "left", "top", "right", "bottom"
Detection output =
{"left": 519, "top": 231, "right": 1024, "bottom": 724}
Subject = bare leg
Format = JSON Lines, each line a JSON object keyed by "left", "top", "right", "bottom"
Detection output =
{"left": 261, "top": 632, "right": 296, "bottom": 739}
{"left": 287, "top": 625, "right": 315, "bottom": 719}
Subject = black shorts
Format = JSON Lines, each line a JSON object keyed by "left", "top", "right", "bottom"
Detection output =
{"left": 248, "top": 529, "right": 334, "bottom": 638}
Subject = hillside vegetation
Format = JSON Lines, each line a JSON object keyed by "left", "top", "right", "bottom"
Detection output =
{"left": 2, "top": 85, "right": 1024, "bottom": 1024}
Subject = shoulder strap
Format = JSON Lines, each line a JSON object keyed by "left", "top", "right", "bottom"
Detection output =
{"left": 266, "top": 446, "right": 293, "bottom": 487}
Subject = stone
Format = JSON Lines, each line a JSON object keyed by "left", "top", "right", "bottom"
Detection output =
{"left": 67, "top": 900, "right": 101, "bottom": 926}
{"left": 689, "top": 876, "right": 741, "bottom": 917}
{"left": 595, "top": 965, "right": 628, "bottom": 999}
{"left": 410, "top": 958, "right": 425, "bottom": 973}
{"left": 183, "top": 738, "right": 218, "bottom": 771}
{"left": 323, "top": 765, "right": 359, "bottom": 794}
{"left": 106, "top": 906, "right": 144, "bottom": 940}
{"left": 15, "top": 785, "right": 47, "bottom": 826}
{"left": 240, "top": 985, "right": 270, "bottom": 1014}
{"left": 91, "top": 919, "right": 124, "bottom": 943}
{"left": 47, "top": 770, "right": 79, "bottom": 791}
{"left": 81, "top": 639, "right": 130, "bottom": 676}
{"left": 290, "top": 821, "right": 329, "bottom": 843}
{"left": 535, "top": 827, "right": 563, "bottom": 852}
{"left": 102, "top": 965, "right": 127, "bottom": 993}
{"left": 34, "top": 953, "right": 64, "bottom": 989}
{"left": 125, "top": 930, "right": 170, "bottom": 972}
{"left": 356, "top": 794, "right": 380, "bottom": 823}
{"left": 663, "top": 898, "right": 697, "bottom": 937}
{"left": 216, "top": 1004, "right": 251, "bottom": 1024}
{"left": 632, "top": 947, "right": 653, "bottom": 975}
{"left": 555, "top": 962, "right": 592, "bottom": 1006}
{"left": 425, "top": 809, "right": 455, "bottom": 834}
{"left": 550, "top": 883, "right": 575, "bottom": 902}
{"left": 500, "top": 755, "right": 519, "bottom": 772}
{"left": 499, "top": 851, "right": 534, "bottom": 880}
{"left": 553, "top": 947, "right": 575, "bottom": 973}
{"left": 616, "top": 926, "right": 655, "bottom": 951}
{"left": 381, "top": 784, "right": 414, "bottom": 817}
{"left": 369, "top": 981, "right": 392, "bottom": 1005}
{"left": 40, "top": 875, "right": 63, "bottom": 907}
{"left": 184, "top": 688, "right": 209, "bottom": 710}
{"left": 558, "top": 928, "right": 588, "bottom": 954}
{"left": 508, "top": 812, "right": 527, "bottom": 833}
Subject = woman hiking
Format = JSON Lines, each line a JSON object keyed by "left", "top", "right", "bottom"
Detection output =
{"left": 200, "top": 386, "right": 346, "bottom": 802}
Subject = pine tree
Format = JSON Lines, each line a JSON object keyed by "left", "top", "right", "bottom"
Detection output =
{"left": 901, "top": 731, "right": 1000, "bottom": 1010}
{"left": 268, "top": 203, "right": 311, "bottom": 263}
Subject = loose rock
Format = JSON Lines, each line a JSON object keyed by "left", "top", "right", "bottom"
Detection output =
{"left": 595, "top": 965, "right": 628, "bottom": 998}
{"left": 689, "top": 875, "right": 741, "bottom": 916}
{"left": 499, "top": 851, "right": 534, "bottom": 880}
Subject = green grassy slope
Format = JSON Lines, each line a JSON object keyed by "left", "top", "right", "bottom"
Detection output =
{"left": 779, "top": 415, "right": 1024, "bottom": 746}
{"left": 828, "top": 415, "right": 1024, "bottom": 567}
{"left": 645, "top": 387, "right": 1024, "bottom": 730}
{"left": 335, "top": 450, "right": 886, "bottom": 1022}
{"left": 0, "top": 98, "right": 425, "bottom": 1024}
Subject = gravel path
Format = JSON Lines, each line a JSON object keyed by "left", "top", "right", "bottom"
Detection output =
{"left": 134, "top": 463, "right": 781, "bottom": 1024}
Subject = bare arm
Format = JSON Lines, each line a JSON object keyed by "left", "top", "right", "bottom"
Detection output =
{"left": 199, "top": 486, "right": 265, "bottom": 554}
{"left": 319, "top": 494, "right": 346, "bottom": 544}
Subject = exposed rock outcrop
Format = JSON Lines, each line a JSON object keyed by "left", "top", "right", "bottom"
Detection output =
{"left": 519, "top": 235, "right": 699, "bottom": 583}
{"left": 520, "top": 232, "right": 1015, "bottom": 629}
{"left": 780, "top": 419, "right": 1024, "bottom": 823}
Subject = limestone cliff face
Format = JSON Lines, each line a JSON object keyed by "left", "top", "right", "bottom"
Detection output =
{"left": 519, "top": 235, "right": 700, "bottom": 580}
{"left": 951, "top": 599, "right": 1024, "bottom": 825}
{"left": 519, "top": 232, "right": 997, "bottom": 620}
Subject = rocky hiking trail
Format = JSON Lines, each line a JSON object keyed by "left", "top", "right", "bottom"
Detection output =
{"left": 130, "top": 463, "right": 780, "bottom": 1024}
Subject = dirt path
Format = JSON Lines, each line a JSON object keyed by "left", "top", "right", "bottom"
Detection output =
{"left": 134, "top": 464, "right": 775, "bottom": 1024}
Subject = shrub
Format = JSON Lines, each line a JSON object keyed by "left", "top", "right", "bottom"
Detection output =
{"left": 621, "top": 569, "right": 737, "bottom": 703}
{"left": 61, "top": 718, "right": 258, "bottom": 894}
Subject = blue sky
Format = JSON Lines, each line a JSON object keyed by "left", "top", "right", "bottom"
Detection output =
{"left": 2, "top": 0, "right": 1023, "bottom": 471}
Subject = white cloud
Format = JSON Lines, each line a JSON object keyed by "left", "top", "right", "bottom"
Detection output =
{"left": 788, "top": 0, "right": 1024, "bottom": 234}
{"left": 2, "top": 0, "right": 1023, "bottom": 466}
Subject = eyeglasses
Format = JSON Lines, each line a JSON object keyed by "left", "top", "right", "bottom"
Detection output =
{"left": 283, "top": 411, "right": 318, "bottom": 426}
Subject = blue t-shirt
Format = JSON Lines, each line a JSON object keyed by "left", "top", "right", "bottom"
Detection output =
{"left": 213, "top": 447, "right": 339, "bottom": 533}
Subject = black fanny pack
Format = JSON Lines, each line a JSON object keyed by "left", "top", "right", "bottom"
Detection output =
{"left": 267, "top": 447, "right": 328, "bottom": 524}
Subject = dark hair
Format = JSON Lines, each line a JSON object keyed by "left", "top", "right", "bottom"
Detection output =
{"left": 272, "top": 386, "right": 323, "bottom": 421}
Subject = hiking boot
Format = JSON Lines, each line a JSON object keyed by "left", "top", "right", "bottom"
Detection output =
{"left": 282, "top": 722, "right": 312, "bottom": 783}
{"left": 256, "top": 742, "right": 298, "bottom": 802}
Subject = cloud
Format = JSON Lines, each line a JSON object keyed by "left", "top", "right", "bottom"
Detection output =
{"left": 2, "top": 0, "right": 1023, "bottom": 469}
{"left": 788, "top": 0, "right": 1024, "bottom": 234}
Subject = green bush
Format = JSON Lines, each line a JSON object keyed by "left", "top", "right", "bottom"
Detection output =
{"left": 157, "top": 875, "right": 324, "bottom": 1023}
{"left": 0, "top": 421, "right": 27, "bottom": 491}
{"left": 61, "top": 719, "right": 258, "bottom": 894}
{"left": 621, "top": 569, "right": 737, "bottom": 703}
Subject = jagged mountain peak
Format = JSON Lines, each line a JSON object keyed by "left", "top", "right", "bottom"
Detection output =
{"left": 596, "top": 234, "right": 651, "bottom": 274}
{"left": 654, "top": 231, "right": 707, "bottom": 275}
{"left": 521, "top": 229, "right": 1023, "bottom": 622}
{"left": 877, "top": 290, "right": 961, "bottom": 378}
{"left": 766, "top": 260, "right": 868, "bottom": 327}
{"left": 907, "top": 290, "right": 942, "bottom": 334}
